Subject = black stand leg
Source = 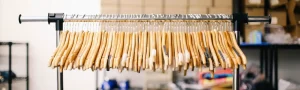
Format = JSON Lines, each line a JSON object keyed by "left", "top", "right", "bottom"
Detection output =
{"left": 269, "top": 46, "right": 273, "bottom": 84}
{"left": 26, "top": 43, "right": 29, "bottom": 90}
{"left": 60, "top": 72, "right": 63, "bottom": 90}
{"left": 264, "top": 47, "right": 269, "bottom": 82}
{"left": 8, "top": 42, "right": 12, "bottom": 90}
{"left": 260, "top": 47, "right": 264, "bottom": 74}
{"left": 96, "top": 71, "right": 98, "bottom": 90}
{"left": 274, "top": 46, "right": 278, "bottom": 90}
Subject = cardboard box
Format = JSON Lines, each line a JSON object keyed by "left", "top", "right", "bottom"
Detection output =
{"left": 208, "top": 7, "right": 232, "bottom": 14}
{"left": 120, "top": 6, "right": 143, "bottom": 14}
{"left": 144, "top": 0, "right": 163, "bottom": 6}
{"left": 270, "top": 0, "right": 288, "bottom": 7}
{"left": 214, "top": 0, "right": 232, "bottom": 7}
{"left": 164, "top": 7, "right": 187, "bottom": 14}
{"left": 287, "top": 0, "right": 296, "bottom": 25}
{"left": 298, "top": 25, "right": 300, "bottom": 38}
{"left": 102, "top": 6, "right": 119, "bottom": 14}
{"left": 245, "top": 24, "right": 265, "bottom": 43}
{"left": 120, "top": 0, "right": 142, "bottom": 6}
{"left": 144, "top": 7, "right": 163, "bottom": 14}
{"left": 101, "top": 0, "right": 119, "bottom": 5}
{"left": 269, "top": 10, "right": 287, "bottom": 26}
{"left": 245, "top": 0, "right": 264, "bottom": 7}
{"left": 189, "top": 0, "right": 212, "bottom": 7}
{"left": 188, "top": 6, "right": 208, "bottom": 14}
{"left": 297, "top": 0, "right": 300, "bottom": 7}
{"left": 165, "top": 0, "right": 187, "bottom": 7}
{"left": 246, "top": 8, "right": 264, "bottom": 16}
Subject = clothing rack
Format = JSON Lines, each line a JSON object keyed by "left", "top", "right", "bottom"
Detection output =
{"left": 18, "top": 13, "right": 271, "bottom": 90}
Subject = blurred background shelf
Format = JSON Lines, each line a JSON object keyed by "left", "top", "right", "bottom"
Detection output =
{"left": 0, "top": 42, "right": 29, "bottom": 90}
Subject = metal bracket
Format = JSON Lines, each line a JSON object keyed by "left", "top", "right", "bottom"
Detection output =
{"left": 48, "top": 13, "right": 64, "bottom": 31}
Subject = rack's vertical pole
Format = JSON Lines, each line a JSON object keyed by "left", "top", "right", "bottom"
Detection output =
{"left": 49, "top": 13, "right": 64, "bottom": 90}
{"left": 56, "top": 31, "right": 63, "bottom": 90}
{"left": 8, "top": 42, "right": 12, "bottom": 90}
{"left": 232, "top": 0, "right": 244, "bottom": 89}
{"left": 96, "top": 71, "right": 99, "bottom": 90}
{"left": 26, "top": 43, "right": 29, "bottom": 90}
{"left": 233, "top": 22, "right": 240, "bottom": 90}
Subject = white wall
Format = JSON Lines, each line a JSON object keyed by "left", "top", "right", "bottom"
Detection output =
{"left": 0, "top": 0, "right": 101, "bottom": 90}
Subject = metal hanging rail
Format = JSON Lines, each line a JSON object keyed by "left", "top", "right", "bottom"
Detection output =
{"left": 19, "top": 13, "right": 270, "bottom": 22}
{"left": 18, "top": 13, "right": 271, "bottom": 90}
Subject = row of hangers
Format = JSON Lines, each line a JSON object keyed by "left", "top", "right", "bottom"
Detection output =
{"left": 49, "top": 20, "right": 247, "bottom": 76}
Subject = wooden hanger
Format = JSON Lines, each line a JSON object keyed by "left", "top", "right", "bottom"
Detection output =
{"left": 102, "top": 31, "right": 114, "bottom": 70}
{"left": 193, "top": 32, "right": 204, "bottom": 70}
{"left": 167, "top": 31, "right": 172, "bottom": 68}
{"left": 119, "top": 32, "right": 130, "bottom": 72}
{"left": 145, "top": 31, "right": 150, "bottom": 69}
{"left": 202, "top": 31, "right": 213, "bottom": 71}
{"left": 176, "top": 32, "right": 183, "bottom": 66}
{"left": 95, "top": 31, "right": 107, "bottom": 69}
{"left": 138, "top": 31, "right": 143, "bottom": 72}
{"left": 134, "top": 32, "right": 139, "bottom": 72}
{"left": 211, "top": 31, "right": 225, "bottom": 68}
{"left": 64, "top": 32, "right": 79, "bottom": 70}
{"left": 49, "top": 31, "right": 67, "bottom": 67}
{"left": 82, "top": 31, "right": 97, "bottom": 70}
{"left": 142, "top": 31, "right": 148, "bottom": 70}
{"left": 129, "top": 32, "right": 136, "bottom": 70}
{"left": 79, "top": 31, "right": 94, "bottom": 69}
{"left": 109, "top": 31, "right": 118, "bottom": 68}
{"left": 114, "top": 32, "right": 125, "bottom": 69}
{"left": 149, "top": 31, "right": 156, "bottom": 70}
{"left": 172, "top": 32, "right": 178, "bottom": 68}
{"left": 53, "top": 31, "right": 70, "bottom": 67}
{"left": 180, "top": 31, "right": 189, "bottom": 68}
{"left": 84, "top": 32, "right": 98, "bottom": 70}
{"left": 186, "top": 32, "right": 197, "bottom": 67}
{"left": 156, "top": 31, "right": 163, "bottom": 70}
{"left": 207, "top": 30, "right": 220, "bottom": 68}
{"left": 87, "top": 31, "right": 102, "bottom": 68}
{"left": 219, "top": 31, "right": 233, "bottom": 68}
{"left": 68, "top": 31, "right": 84, "bottom": 69}
{"left": 224, "top": 31, "right": 238, "bottom": 68}
{"left": 197, "top": 31, "right": 206, "bottom": 66}
{"left": 228, "top": 31, "right": 247, "bottom": 69}
{"left": 162, "top": 31, "right": 169, "bottom": 70}
{"left": 190, "top": 32, "right": 201, "bottom": 68}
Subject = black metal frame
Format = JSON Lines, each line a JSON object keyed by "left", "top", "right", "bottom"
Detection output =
{"left": 0, "top": 42, "right": 29, "bottom": 90}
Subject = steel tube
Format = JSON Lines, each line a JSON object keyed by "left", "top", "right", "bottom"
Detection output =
{"left": 19, "top": 15, "right": 48, "bottom": 23}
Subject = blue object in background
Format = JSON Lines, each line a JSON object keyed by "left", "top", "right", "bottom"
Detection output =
{"left": 248, "top": 30, "right": 263, "bottom": 44}
{"left": 101, "top": 79, "right": 119, "bottom": 90}
{"left": 203, "top": 73, "right": 233, "bottom": 79}
{"left": 119, "top": 80, "right": 130, "bottom": 90}
{"left": 0, "top": 71, "right": 17, "bottom": 83}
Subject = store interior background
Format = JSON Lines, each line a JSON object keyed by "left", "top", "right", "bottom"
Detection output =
{"left": 0, "top": 0, "right": 300, "bottom": 90}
